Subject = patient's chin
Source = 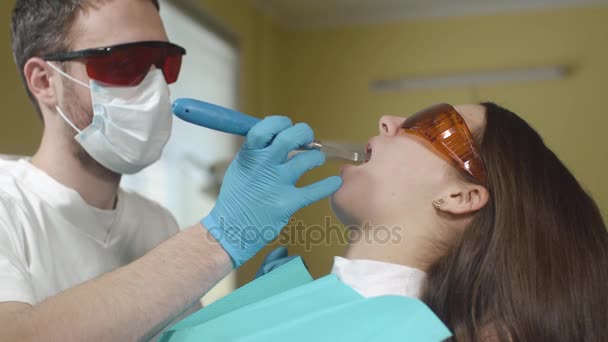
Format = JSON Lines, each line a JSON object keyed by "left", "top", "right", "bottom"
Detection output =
{"left": 331, "top": 168, "right": 376, "bottom": 226}
{"left": 330, "top": 188, "right": 361, "bottom": 227}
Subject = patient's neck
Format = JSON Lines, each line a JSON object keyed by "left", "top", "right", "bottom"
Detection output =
{"left": 344, "top": 222, "right": 440, "bottom": 272}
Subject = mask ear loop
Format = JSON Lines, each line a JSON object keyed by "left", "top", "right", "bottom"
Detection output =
{"left": 47, "top": 62, "right": 88, "bottom": 134}
{"left": 46, "top": 62, "right": 90, "bottom": 89}
{"left": 55, "top": 106, "right": 82, "bottom": 134}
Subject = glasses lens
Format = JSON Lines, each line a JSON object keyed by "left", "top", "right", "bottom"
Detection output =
{"left": 402, "top": 104, "right": 487, "bottom": 184}
{"left": 85, "top": 43, "right": 184, "bottom": 86}
{"left": 162, "top": 54, "right": 183, "bottom": 84}
{"left": 86, "top": 46, "right": 152, "bottom": 86}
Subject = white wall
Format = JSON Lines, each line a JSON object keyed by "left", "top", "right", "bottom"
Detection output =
{"left": 122, "top": 0, "right": 240, "bottom": 304}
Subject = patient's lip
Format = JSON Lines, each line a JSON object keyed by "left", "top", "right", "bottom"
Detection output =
{"left": 340, "top": 163, "right": 355, "bottom": 174}
{"left": 365, "top": 137, "right": 377, "bottom": 163}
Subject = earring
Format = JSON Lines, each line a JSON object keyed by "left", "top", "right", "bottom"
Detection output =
{"left": 432, "top": 199, "right": 446, "bottom": 209}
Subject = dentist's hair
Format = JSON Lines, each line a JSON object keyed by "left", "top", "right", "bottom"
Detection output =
{"left": 10, "top": 0, "right": 160, "bottom": 119}
{"left": 422, "top": 102, "right": 608, "bottom": 341}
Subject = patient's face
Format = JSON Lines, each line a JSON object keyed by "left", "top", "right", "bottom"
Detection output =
{"left": 331, "top": 104, "right": 485, "bottom": 226}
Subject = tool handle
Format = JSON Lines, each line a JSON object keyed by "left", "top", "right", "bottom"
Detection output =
{"left": 172, "top": 98, "right": 261, "bottom": 136}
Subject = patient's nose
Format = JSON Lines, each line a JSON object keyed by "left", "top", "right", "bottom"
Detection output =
{"left": 379, "top": 115, "right": 405, "bottom": 136}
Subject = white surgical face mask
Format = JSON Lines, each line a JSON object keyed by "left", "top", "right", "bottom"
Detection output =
{"left": 48, "top": 63, "right": 173, "bottom": 174}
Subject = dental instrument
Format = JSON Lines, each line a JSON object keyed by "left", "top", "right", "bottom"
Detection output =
{"left": 172, "top": 98, "right": 367, "bottom": 163}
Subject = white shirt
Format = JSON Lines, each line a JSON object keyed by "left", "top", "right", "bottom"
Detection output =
{"left": 330, "top": 256, "right": 427, "bottom": 299}
{"left": 0, "top": 159, "right": 180, "bottom": 305}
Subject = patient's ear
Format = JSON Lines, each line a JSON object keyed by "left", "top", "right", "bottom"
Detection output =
{"left": 435, "top": 183, "right": 489, "bottom": 215}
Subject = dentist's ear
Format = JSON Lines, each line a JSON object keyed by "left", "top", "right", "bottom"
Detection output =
{"left": 24, "top": 57, "right": 58, "bottom": 110}
{"left": 434, "top": 183, "right": 489, "bottom": 215}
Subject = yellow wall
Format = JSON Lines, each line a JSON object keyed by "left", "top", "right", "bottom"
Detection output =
{"left": 0, "top": 2, "right": 42, "bottom": 155}
{"left": 269, "top": 7, "right": 608, "bottom": 277}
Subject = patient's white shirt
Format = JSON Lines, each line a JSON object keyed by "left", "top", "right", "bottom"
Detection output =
{"left": 330, "top": 256, "right": 427, "bottom": 299}
{"left": 0, "top": 159, "right": 180, "bottom": 305}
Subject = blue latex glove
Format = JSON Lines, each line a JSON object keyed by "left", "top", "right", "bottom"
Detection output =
{"left": 255, "top": 247, "right": 300, "bottom": 279}
{"left": 202, "top": 116, "right": 342, "bottom": 268}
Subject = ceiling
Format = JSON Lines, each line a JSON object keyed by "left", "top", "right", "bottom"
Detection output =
{"left": 248, "top": 0, "right": 608, "bottom": 29}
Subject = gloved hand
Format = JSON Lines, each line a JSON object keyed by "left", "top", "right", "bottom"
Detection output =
{"left": 255, "top": 246, "right": 300, "bottom": 279}
{"left": 202, "top": 116, "right": 342, "bottom": 268}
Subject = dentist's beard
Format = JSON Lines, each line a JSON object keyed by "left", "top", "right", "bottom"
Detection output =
{"left": 62, "top": 83, "right": 120, "bottom": 182}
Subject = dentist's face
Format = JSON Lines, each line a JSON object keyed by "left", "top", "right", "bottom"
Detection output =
{"left": 52, "top": 0, "right": 168, "bottom": 170}
{"left": 331, "top": 104, "right": 485, "bottom": 226}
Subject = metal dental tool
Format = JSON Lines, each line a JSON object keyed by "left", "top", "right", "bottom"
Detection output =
{"left": 172, "top": 98, "right": 367, "bottom": 163}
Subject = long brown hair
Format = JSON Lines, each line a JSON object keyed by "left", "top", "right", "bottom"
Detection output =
{"left": 422, "top": 102, "right": 608, "bottom": 341}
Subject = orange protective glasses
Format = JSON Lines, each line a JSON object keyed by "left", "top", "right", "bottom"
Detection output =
{"left": 401, "top": 103, "right": 487, "bottom": 185}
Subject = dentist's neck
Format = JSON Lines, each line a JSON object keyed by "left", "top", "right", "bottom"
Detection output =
{"left": 32, "top": 124, "right": 121, "bottom": 210}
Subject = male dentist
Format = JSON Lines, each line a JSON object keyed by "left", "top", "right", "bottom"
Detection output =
{"left": 0, "top": 1, "right": 341, "bottom": 340}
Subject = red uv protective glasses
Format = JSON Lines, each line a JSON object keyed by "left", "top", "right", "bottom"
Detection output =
{"left": 41, "top": 41, "right": 186, "bottom": 86}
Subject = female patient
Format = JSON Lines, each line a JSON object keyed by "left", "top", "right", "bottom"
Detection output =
{"left": 330, "top": 102, "right": 608, "bottom": 341}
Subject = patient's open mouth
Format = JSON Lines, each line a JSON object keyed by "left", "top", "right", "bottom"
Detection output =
{"left": 365, "top": 143, "right": 372, "bottom": 163}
